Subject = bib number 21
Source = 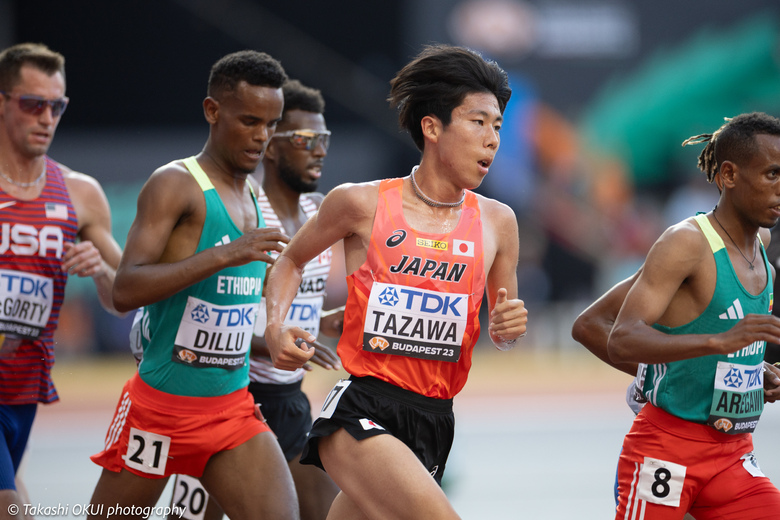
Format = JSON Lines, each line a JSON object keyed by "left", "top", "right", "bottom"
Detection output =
{"left": 124, "top": 427, "right": 171, "bottom": 476}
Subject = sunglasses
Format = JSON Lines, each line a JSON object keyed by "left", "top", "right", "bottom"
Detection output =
{"left": 0, "top": 91, "right": 70, "bottom": 117}
{"left": 272, "top": 129, "right": 331, "bottom": 151}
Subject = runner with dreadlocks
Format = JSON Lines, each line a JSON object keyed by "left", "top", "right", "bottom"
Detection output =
{"left": 575, "top": 112, "right": 780, "bottom": 519}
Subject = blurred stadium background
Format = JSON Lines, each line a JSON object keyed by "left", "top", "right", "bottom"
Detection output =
{"left": 3, "top": 0, "right": 780, "bottom": 356}
{"left": 5, "top": 0, "right": 780, "bottom": 517}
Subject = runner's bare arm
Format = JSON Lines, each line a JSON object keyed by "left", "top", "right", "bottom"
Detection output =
{"left": 265, "top": 182, "right": 375, "bottom": 370}
{"left": 610, "top": 222, "right": 780, "bottom": 364}
{"left": 113, "top": 164, "right": 288, "bottom": 312}
{"left": 63, "top": 170, "right": 125, "bottom": 317}
{"left": 482, "top": 199, "right": 527, "bottom": 347}
{"left": 572, "top": 272, "right": 640, "bottom": 376}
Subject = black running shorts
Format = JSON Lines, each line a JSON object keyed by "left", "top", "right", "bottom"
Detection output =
{"left": 300, "top": 375, "right": 454, "bottom": 484}
{"left": 249, "top": 380, "right": 312, "bottom": 462}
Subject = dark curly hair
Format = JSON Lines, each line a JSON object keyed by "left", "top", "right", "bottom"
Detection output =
{"left": 682, "top": 112, "right": 780, "bottom": 183}
{"left": 282, "top": 79, "right": 325, "bottom": 117}
{"left": 207, "top": 50, "right": 287, "bottom": 98}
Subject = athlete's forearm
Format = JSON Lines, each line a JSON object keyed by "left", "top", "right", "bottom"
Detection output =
{"left": 608, "top": 321, "right": 725, "bottom": 364}
{"left": 113, "top": 247, "right": 230, "bottom": 311}
{"left": 264, "top": 255, "right": 304, "bottom": 329}
{"left": 92, "top": 263, "right": 127, "bottom": 317}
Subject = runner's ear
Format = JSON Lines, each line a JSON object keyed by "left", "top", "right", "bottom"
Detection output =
{"left": 719, "top": 161, "right": 737, "bottom": 189}
{"left": 203, "top": 97, "right": 219, "bottom": 125}
{"left": 420, "top": 115, "right": 442, "bottom": 144}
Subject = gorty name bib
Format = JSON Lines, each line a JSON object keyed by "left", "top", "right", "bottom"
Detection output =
{"left": 0, "top": 268, "right": 53, "bottom": 339}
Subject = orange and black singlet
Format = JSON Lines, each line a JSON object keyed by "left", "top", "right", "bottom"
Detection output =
{"left": 338, "top": 177, "right": 486, "bottom": 399}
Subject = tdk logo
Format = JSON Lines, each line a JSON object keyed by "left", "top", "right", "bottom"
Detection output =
{"left": 0, "top": 273, "right": 49, "bottom": 299}
{"left": 723, "top": 367, "right": 743, "bottom": 388}
{"left": 190, "top": 305, "right": 253, "bottom": 326}
{"left": 212, "top": 307, "right": 254, "bottom": 326}
{"left": 400, "top": 289, "right": 463, "bottom": 316}
{"left": 289, "top": 303, "right": 320, "bottom": 321}
{"left": 746, "top": 366, "right": 762, "bottom": 388}
{"left": 191, "top": 304, "right": 210, "bottom": 323}
{"left": 378, "top": 287, "right": 399, "bottom": 306}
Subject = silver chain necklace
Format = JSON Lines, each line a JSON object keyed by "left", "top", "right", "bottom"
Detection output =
{"left": 409, "top": 166, "right": 465, "bottom": 208}
{"left": 0, "top": 163, "right": 46, "bottom": 188}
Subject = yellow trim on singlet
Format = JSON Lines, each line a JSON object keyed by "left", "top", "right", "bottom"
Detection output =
{"left": 694, "top": 212, "right": 763, "bottom": 253}
{"left": 182, "top": 156, "right": 255, "bottom": 196}
{"left": 182, "top": 157, "right": 214, "bottom": 192}
{"left": 694, "top": 213, "right": 725, "bottom": 253}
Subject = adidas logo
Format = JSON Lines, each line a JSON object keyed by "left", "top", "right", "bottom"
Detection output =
{"left": 719, "top": 299, "right": 744, "bottom": 320}
{"left": 214, "top": 234, "right": 231, "bottom": 247}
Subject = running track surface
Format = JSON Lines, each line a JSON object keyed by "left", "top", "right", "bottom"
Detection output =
{"left": 24, "top": 349, "right": 780, "bottom": 519}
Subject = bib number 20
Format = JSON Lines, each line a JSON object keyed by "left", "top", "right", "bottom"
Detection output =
{"left": 172, "top": 474, "right": 209, "bottom": 520}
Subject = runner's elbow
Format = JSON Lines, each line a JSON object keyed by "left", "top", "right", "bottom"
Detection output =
{"left": 571, "top": 314, "right": 590, "bottom": 345}
{"left": 606, "top": 329, "right": 630, "bottom": 364}
{"left": 112, "top": 284, "right": 138, "bottom": 313}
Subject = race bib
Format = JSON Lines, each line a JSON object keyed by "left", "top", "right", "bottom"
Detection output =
{"left": 172, "top": 296, "right": 257, "bottom": 370}
{"left": 0, "top": 268, "right": 53, "bottom": 339}
{"left": 171, "top": 474, "right": 209, "bottom": 520}
{"left": 635, "top": 457, "right": 686, "bottom": 507}
{"left": 362, "top": 282, "right": 467, "bottom": 362}
{"left": 708, "top": 361, "right": 764, "bottom": 434}
{"left": 741, "top": 451, "right": 766, "bottom": 478}
{"left": 124, "top": 427, "right": 170, "bottom": 476}
{"left": 319, "top": 379, "right": 351, "bottom": 419}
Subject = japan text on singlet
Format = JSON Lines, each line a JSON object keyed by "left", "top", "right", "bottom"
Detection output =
{"left": 249, "top": 187, "right": 331, "bottom": 385}
{"left": 641, "top": 214, "right": 772, "bottom": 434}
{"left": 0, "top": 157, "right": 77, "bottom": 404}
{"left": 138, "top": 157, "right": 266, "bottom": 397}
{"left": 339, "top": 177, "right": 485, "bottom": 399}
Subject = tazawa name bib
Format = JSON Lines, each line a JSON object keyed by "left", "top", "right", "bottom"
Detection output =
{"left": 363, "top": 281, "right": 467, "bottom": 363}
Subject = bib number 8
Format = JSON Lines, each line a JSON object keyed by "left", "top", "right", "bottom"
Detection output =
{"left": 651, "top": 468, "right": 672, "bottom": 498}
{"left": 636, "top": 457, "right": 686, "bottom": 507}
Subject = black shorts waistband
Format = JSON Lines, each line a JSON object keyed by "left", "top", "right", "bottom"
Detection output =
{"left": 248, "top": 379, "right": 303, "bottom": 398}
{"left": 349, "top": 375, "right": 453, "bottom": 414}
